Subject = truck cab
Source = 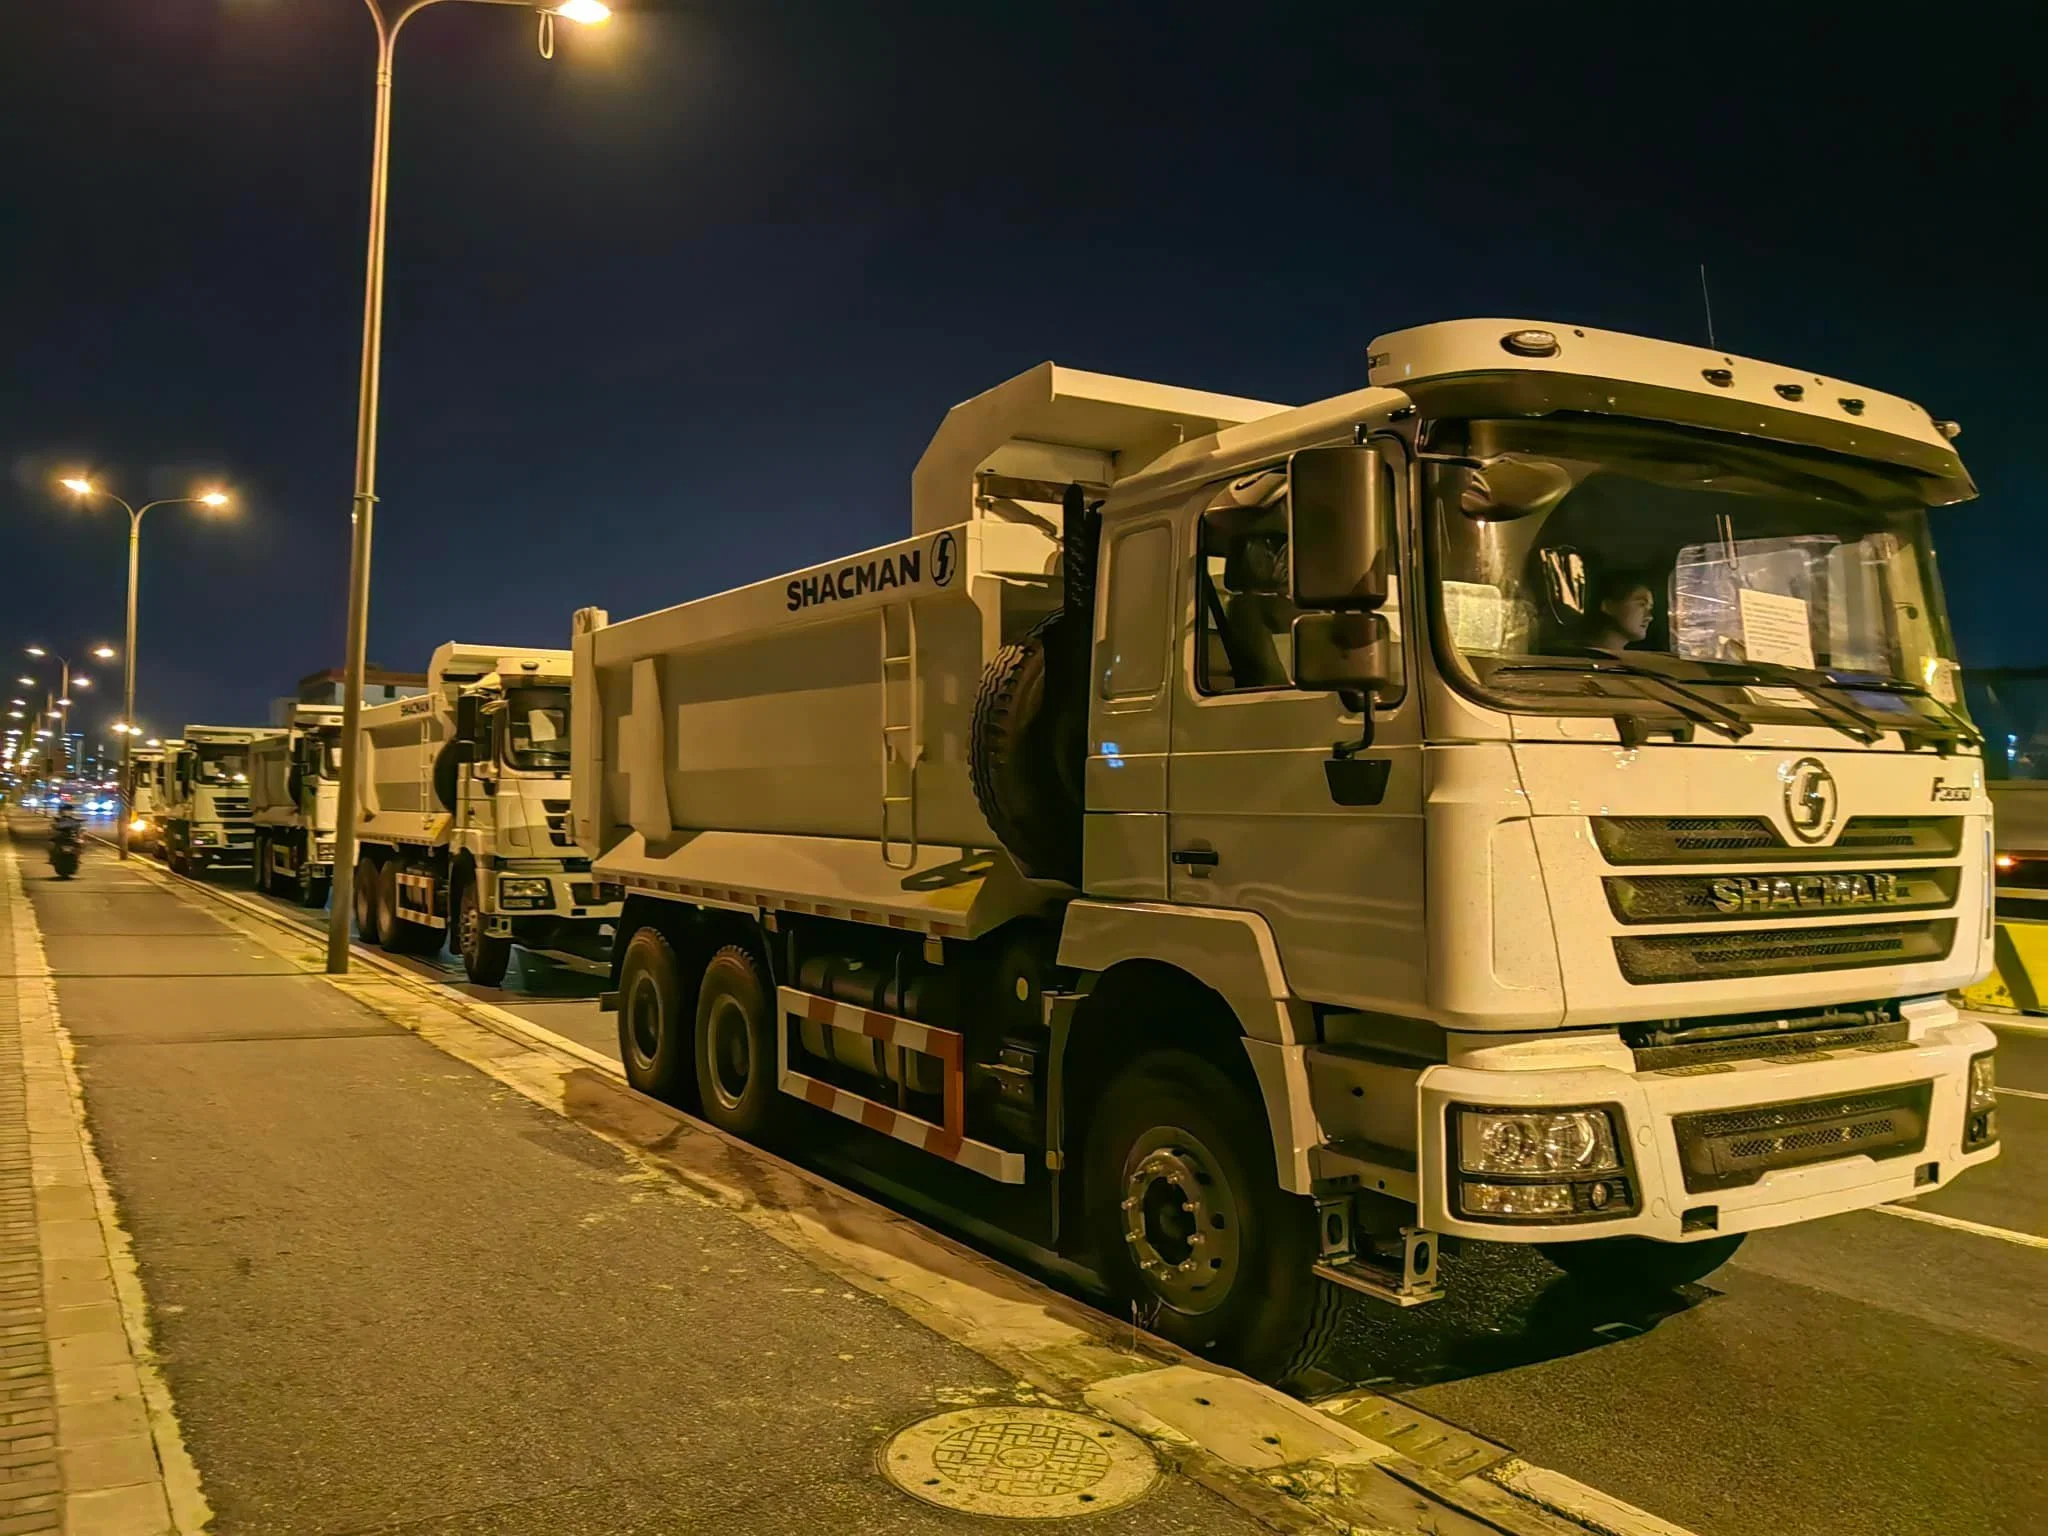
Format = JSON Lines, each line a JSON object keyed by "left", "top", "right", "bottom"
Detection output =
{"left": 251, "top": 705, "right": 342, "bottom": 906}
{"left": 354, "top": 644, "right": 621, "bottom": 985}
{"left": 162, "top": 726, "right": 263, "bottom": 875}
{"left": 126, "top": 745, "right": 167, "bottom": 852}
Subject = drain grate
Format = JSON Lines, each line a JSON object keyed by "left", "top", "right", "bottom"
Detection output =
{"left": 882, "top": 1407, "right": 1158, "bottom": 1519}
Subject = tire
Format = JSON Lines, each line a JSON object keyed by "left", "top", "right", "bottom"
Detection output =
{"left": 354, "top": 855, "right": 382, "bottom": 942}
{"left": 969, "top": 613, "right": 1086, "bottom": 885}
{"left": 52, "top": 852, "right": 78, "bottom": 879}
{"left": 456, "top": 874, "right": 512, "bottom": 987}
{"left": 302, "top": 875, "right": 331, "bottom": 910}
{"left": 693, "top": 944, "right": 787, "bottom": 1140}
{"left": 1085, "top": 1049, "right": 1351, "bottom": 1383}
{"left": 1540, "top": 1234, "right": 1745, "bottom": 1293}
{"left": 616, "top": 926, "right": 693, "bottom": 1105}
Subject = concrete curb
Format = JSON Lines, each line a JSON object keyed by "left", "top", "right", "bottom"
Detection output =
{"left": 3, "top": 830, "right": 212, "bottom": 1535}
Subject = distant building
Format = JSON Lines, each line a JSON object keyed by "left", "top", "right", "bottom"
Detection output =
{"left": 271, "top": 665, "right": 428, "bottom": 725}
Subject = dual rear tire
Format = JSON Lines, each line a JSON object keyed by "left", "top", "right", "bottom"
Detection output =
{"left": 616, "top": 929, "right": 786, "bottom": 1140}
{"left": 354, "top": 855, "right": 439, "bottom": 954}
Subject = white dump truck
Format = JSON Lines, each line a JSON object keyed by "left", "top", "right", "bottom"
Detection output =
{"left": 352, "top": 643, "right": 622, "bottom": 984}
{"left": 572, "top": 319, "right": 2000, "bottom": 1381}
{"left": 126, "top": 744, "right": 167, "bottom": 853}
{"left": 161, "top": 725, "right": 262, "bottom": 875}
{"left": 250, "top": 704, "right": 342, "bottom": 907}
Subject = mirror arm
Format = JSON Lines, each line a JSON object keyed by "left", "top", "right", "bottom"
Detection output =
{"left": 1331, "top": 690, "right": 1376, "bottom": 759}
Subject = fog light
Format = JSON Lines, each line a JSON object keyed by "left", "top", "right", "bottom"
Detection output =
{"left": 1457, "top": 1107, "right": 1621, "bottom": 1175}
{"left": 1460, "top": 1181, "right": 1574, "bottom": 1217}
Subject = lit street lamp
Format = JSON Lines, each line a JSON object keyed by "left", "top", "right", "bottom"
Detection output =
{"left": 327, "top": 0, "right": 610, "bottom": 974}
{"left": 59, "top": 479, "right": 233, "bottom": 857}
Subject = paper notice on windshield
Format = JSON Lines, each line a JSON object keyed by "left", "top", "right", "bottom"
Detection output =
{"left": 1443, "top": 580, "right": 1505, "bottom": 654}
{"left": 1737, "top": 588, "right": 1815, "bottom": 670}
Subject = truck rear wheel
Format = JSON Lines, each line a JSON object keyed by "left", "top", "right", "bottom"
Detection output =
{"left": 353, "top": 855, "right": 381, "bottom": 941}
{"left": 456, "top": 876, "right": 511, "bottom": 987}
{"left": 1540, "top": 1233, "right": 1745, "bottom": 1294}
{"left": 1085, "top": 1050, "right": 1350, "bottom": 1383}
{"left": 693, "top": 945, "right": 787, "bottom": 1140}
{"left": 374, "top": 861, "right": 436, "bottom": 953}
{"left": 616, "top": 926, "right": 692, "bottom": 1105}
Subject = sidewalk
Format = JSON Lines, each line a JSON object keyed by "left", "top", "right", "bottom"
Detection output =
{"left": 4, "top": 825, "right": 1303, "bottom": 1535}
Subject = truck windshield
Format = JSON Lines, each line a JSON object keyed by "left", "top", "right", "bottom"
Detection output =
{"left": 502, "top": 686, "right": 571, "bottom": 772}
{"left": 1426, "top": 415, "right": 1969, "bottom": 735}
{"left": 194, "top": 744, "right": 249, "bottom": 785}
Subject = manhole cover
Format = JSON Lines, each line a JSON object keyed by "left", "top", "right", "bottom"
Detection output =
{"left": 882, "top": 1406, "right": 1158, "bottom": 1519}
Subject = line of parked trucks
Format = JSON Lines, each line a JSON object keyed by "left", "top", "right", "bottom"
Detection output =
{"left": 125, "top": 318, "right": 2003, "bottom": 1381}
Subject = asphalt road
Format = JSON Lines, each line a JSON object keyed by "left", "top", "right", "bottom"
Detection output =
{"left": 152, "top": 845, "right": 2048, "bottom": 1536}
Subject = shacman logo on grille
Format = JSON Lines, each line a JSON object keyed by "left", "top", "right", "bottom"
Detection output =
{"left": 1781, "top": 756, "right": 1838, "bottom": 844}
{"left": 1710, "top": 872, "right": 1902, "bottom": 914}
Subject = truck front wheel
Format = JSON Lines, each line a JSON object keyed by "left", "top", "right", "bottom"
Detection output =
{"left": 616, "top": 927, "right": 692, "bottom": 1106}
{"left": 1085, "top": 1050, "right": 1350, "bottom": 1383}
{"left": 353, "top": 856, "right": 381, "bottom": 941}
{"left": 1540, "top": 1234, "right": 1745, "bottom": 1294}
{"left": 456, "top": 876, "right": 512, "bottom": 987}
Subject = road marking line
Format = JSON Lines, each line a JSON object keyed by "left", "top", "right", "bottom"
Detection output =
{"left": 1878, "top": 1204, "right": 2048, "bottom": 1249}
{"left": 1995, "top": 1084, "right": 2048, "bottom": 1101}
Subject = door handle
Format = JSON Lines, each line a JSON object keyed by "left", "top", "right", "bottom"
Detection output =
{"left": 1171, "top": 848, "right": 1219, "bottom": 869}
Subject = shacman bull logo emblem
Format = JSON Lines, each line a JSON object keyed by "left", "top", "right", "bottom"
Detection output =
{"left": 930, "top": 530, "right": 957, "bottom": 588}
{"left": 1781, "top": 756, "right": 1839, "bottom": 844}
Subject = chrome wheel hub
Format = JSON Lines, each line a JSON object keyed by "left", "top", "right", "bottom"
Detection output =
{"left": 1119, "top": 1129, "right": 1241, "bottom": 1315}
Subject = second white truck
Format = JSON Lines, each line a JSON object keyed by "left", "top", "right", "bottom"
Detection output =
{"left": 250, "top": 705, "right": 342, "bottom": 907}
{"left": 352, "top": 644, "right": 622, "bottom": 984}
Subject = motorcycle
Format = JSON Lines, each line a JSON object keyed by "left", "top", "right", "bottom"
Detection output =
{"left": 50, "top": 816, "right": 84, "bottom": 880}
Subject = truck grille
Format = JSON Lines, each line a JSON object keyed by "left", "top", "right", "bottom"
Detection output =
{"left": 214, "top": 796, "right": 250, "bottom": 817}
{"left": 1605, "top": 868, "right": 1958, "bottom": 924}
{"left": 1593, "top": 816, "right": 1963, "bottom": 865}
{"left": 1613, "top": 919, "right": 1955, "bottom": 984}
{"left": 1672, "top": 1082, "right": 1932, "bottom": 1192}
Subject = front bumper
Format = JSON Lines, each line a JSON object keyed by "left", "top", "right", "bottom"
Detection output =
{"left": 1413, "top": 1002, "right": 1998, "bottom": 1244}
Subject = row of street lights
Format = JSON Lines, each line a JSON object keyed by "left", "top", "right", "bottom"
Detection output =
{"left": 43, "top": 0, "right": 610, "bottom": 956}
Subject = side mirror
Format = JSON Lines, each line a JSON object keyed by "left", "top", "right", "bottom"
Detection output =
{"left": 1288, "top": 445, "right": 1390, "bottom": 611}
{"left": 1291, "top": 612, "right": 1398, "bottom": 698}
{"left": 454, "top": 693, "right": 480, "bottom": 750}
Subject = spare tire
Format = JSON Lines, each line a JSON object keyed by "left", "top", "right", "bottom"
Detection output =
{"left": 970, "top": 614, "right": 1086, "bottom": 885}
{"left": 432, "top": 740, "right": 461, "bottom": 814}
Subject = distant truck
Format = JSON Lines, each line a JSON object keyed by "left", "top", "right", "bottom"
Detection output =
{"left": 161, "top": 726, "right": 262, "bottom": 875}
{"left": 351, "top": 643, "right": 622, "bottom": 984}
{"left": 573, "top": 319, "right": 2000, "bottom": 1382}
{"left": 126, "top": 744, "right": 167, "bottom": 853}
{"left": 250, "top": 705, "right": 342, "bottom": 907}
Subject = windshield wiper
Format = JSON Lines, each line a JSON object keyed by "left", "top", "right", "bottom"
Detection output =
{"left": 1718, "top": 661, "right": 1886, "bottom": 745}
{"left": 1820, "top": 674, "right": 1984, "bottom": 753}
{"left": 1496, "top": 659, "right": 1752, "bottom": 745}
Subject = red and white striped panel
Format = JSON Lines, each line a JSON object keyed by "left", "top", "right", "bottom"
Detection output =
{"left": 774, "top": 986, "right": 1024, "bottom": 1185}
{"left": 621, "top": 875, "right": 968, "bottom": 940}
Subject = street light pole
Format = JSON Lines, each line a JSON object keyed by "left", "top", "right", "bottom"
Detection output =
{"left": 55, "top": 487, "right": 231, "bottom": 857}
{"left": 326, "top": 0, "right": 610, "bottom": 975}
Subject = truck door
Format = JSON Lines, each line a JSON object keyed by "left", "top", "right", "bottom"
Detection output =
{"left": 1083, "top": 514, "right": 1179, "bottom": 899}
{"left": 1165, "top": 467, "right": 1426, "bottom": 1014}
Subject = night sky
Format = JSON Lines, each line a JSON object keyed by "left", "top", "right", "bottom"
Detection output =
{"left": 4, "top": 1, "right": 2039, "bottom": 743}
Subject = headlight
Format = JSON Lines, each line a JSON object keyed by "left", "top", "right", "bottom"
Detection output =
{"left": 1965, "top": 1051, "right": 1999, "bottom": 1152}
{"left": 1457, "top": 1108, "right": 1621, "bottom": 1175}
{"left": 1968, "top": 1052, "right": 1997, "bottom": 1114}
{"left": 129, "top": 818, "right": 149, "bottom": 833}
{"left": 498, "top": 876, "right": 554, "bottom": 910}
{"left": 191, "top": 830, "right": 218, "bottom": 845}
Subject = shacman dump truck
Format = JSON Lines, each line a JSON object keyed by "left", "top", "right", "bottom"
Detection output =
{"left": 571, "top": 319, "right": 2000, "bottom": 1381}
{"left": 352, "top": 644, "right": 622, "bottom": 984}
{"left": 250, "top": 704, "right": 342, "bottom": 907}
{"left": 161, "top": 725, "right": 262, "bottom": 875}
{"left": 126, "top": 743, "right": 167, "bottom": 853}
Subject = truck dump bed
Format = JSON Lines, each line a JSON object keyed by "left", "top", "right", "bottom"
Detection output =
{"left": 573, "top": 362, "right": 1284, "bottom": 935}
